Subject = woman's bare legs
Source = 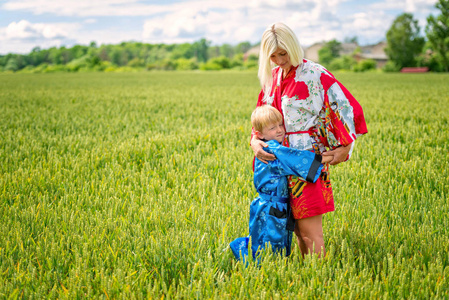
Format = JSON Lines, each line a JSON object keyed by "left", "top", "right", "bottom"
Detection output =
{"left": 294, "top": 214, "right": 325, "bottom": 258}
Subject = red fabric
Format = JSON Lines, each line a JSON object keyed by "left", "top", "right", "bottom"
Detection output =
{"left": 288, "top": 174, "right": 334, "bottom": 220}
{"left": 284, "top": 80, "right": 309, "bottom": 100}
{"left": 337, "top": 81, "right": 368, "bottom": 135}
{"left": 320, "top": 72, "right": 368, "bottom": 136}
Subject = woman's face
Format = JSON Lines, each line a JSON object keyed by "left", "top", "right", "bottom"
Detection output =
{"left": 270, "top": 48, "right": 292, "bottom": 73}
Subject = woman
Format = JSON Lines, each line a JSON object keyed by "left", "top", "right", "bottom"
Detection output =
{"left": 250, "top": 22, "right": 367, "bottom": 257}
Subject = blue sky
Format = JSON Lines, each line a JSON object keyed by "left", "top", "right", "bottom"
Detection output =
{"left": 0, "top": 0, "right": 439, "bottom": 54}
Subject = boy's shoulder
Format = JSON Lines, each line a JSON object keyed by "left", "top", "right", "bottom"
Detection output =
{"left": 264, "top": 140, "right": 310, "bottom": 157}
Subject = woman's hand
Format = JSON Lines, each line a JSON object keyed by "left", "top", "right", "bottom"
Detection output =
{"left": 321, "top": 143, "right": 352, "bottom": 165}
{"left": 250, "top": 136, "right": 276, "bottom": 164}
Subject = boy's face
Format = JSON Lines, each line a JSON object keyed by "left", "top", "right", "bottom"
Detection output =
{"left": 258, "top": 121, "right": 285, "bottom": 143}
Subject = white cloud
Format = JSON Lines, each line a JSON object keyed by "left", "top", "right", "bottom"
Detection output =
{"left": 343, "top": 11, "right": 393, "bottom": 43}
{"left": 0, "top": 0, "right": 441, "bottom": 54}
{"left": 3, "top": 0, "right": 144, "bottom": 16}
{"left": 405, "top": 0, "right": 438, "bottom": 13}
{"left": 141, "top": 0, "right": 347, "bottom": 46}
{"left": 74, "top": 28, "right": 143, "bottom": 46}
{"left": 0, "top": 20, "right": 81, "bottom": 53}
{"left": 1, "top": 0, "right": 246, "bottom": 17}
{"left": 3, "top": 20, "right": 77, "bottom": 40}
{"left": 249, "top": 0, "right": 318, "bottom": 10}
{"left": 367, "top": 0, "right": 438, "bottom": 34}
{"left": 142, "top": 6, "right": 258, "bottom": 44}
{"left": 405, "top": 0, "right": 439, "bottom": 28}
{"left": 142, "top": 9, "right": 206, "bottom": 43}
{"left": 368, "top": 0, "right": 438, "bottom": 12}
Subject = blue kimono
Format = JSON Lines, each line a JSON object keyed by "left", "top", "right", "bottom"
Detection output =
{"left": 230, "top": 140, "right": 323, "bottom": 262}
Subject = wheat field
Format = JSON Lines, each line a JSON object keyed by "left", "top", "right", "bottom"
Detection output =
{"left": 1, "top": 71, "right": 448, "bottom": 298}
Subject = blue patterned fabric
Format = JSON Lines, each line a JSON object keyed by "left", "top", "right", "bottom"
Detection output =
{"left": 230, "top": 140, "right": 323, "bottom": 262}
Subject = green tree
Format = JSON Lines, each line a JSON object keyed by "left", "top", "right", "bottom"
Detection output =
{"left": 170, "top": 43, "right": 194, "bottom": 60}
{"left": 127, "top": 57, "right": 145, "bottom": 68}
{"left": 318, "top": 39, "right": 342, "bottom": 66}
{"left": 175, "top": 58, "right": 198, "bottom": 70}
{"left": 244, "top": 54, "right": 258, "bottom": 69}
{"left": 71, "top": 45, "right": 88, "bottom": 59}
{"left": 192, "top": 38, "right": 210, "bottom": 63}
{"left": 207, "top": 46, "right": 220, "bottom": 59}
{"left": 98, "top": 47, "right": 110, "bottom": 62}
{"left": 385, "top": 13, "right": 425, "bottom": 68}
{"left": 353, "top": 59, "right": 377, "bottom": 72}
{"left": 208, "top": 56, "right": 231, "bottom": 69}
{"left": 425, "top": 0, "right": 449, "bottom": 71}
{"left": 60, "top": 47, "right": 73, "bottom": 64}
{"left": 235, "top": 41, "right": 252, "bottom": 54}
{"left": 230, "top": 53, "right": 244, "bottom": 68}
{"left": 5, "top": 57, "right": 18, "bottom": 71}
{"left": 27, "top": 47, "right": 47, "bottom": 66}
{"left": 48, "top": 47, "right": 62, "bottom": 65}
{"left": 109, "top": 46, "right": 130, "bottom": 66}
{"left": 219, "top": 44, "right": 234, "bottom": 59}
{"left": 417, "top": 41, "right": 445, "bottom": 71}
{"left": 328, "top": 55, "right": 357, "bottom": 71}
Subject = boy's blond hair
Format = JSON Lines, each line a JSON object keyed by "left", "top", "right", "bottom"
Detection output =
{"left": 251, "top": 105, "right": 283, "bottom": 132}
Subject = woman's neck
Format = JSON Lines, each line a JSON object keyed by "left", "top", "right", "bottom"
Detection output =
{"left": 282, "top": 66, "right": 293, "bottom": 79}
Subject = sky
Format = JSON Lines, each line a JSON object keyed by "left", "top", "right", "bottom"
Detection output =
{"left": 0, "top": 0, "right": 440, "bottom": 55}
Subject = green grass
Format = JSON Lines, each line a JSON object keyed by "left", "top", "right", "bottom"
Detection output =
{"left": 1, "top": 71, "right": 448, "bottom": 298}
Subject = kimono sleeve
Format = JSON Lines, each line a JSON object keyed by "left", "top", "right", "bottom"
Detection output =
{"left": 319, "top": 72, "right": 368, "bottom": 159}
{"left": 265, "top": 141, "right": 323, "bottom": 183}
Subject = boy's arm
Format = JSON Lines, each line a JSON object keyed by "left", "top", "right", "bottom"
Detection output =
{"left": 266, "top": 141, "right": 327, "bottom": 183}
{"left": 321, "top": 155, "right": 333, "bottom": 164}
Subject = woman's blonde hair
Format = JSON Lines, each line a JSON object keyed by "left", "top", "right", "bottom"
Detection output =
{"left": 251, "top": 105, "right": 283, "bottom": 132}
{"left": 258, "top": 22, "right": 304, "bottom": 96}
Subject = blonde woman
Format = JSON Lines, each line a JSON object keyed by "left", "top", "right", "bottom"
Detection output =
{"left": 250, "top": 22, "right": 368, "bottom": 257}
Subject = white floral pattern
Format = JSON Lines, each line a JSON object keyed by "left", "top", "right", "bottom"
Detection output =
{"left": 269, "top": 60, "right": 358, "bottom": 155}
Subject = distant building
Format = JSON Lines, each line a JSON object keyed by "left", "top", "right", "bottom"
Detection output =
{"left": 303, "top": 43, "right": 323, "bottom": 62}
{"left": 359, "top": 42, "right": 388, "bottom": 68}
{"left": 245, "top": 41, "right": 388, "bottom": 68}
{"left": 243, "top": 45, "right": 260, "bottom": 61}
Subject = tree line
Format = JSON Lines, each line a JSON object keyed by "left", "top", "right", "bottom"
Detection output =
{"left": 1, "top": 0, "right": 447, "bottom": 73}
{"left": 0, "top": 39, "right": 258, "bottom": 73}
{"left": 318, "top": 0, "right": 448, "bottom": 72}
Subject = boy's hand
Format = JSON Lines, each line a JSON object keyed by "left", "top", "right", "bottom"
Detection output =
{"left": 321, "top": 143, "right": 352, "bottom": 165}
{"left": 251, "top": 136, "right": 276, "bottom": 164}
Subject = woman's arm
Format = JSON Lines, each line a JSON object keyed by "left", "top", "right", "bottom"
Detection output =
{"left": 250, "top": 135, "right": 276, "bottom": 164}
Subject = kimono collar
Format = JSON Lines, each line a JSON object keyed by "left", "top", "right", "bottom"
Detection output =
{"left": 276, "top": 65, "right": 299, "bottom": 86}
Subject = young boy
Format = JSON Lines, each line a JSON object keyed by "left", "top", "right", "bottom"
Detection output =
{"left": 230, "top": 105, "right": 332, "bottom": 262}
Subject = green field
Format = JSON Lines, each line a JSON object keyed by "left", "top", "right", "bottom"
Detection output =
{"left": 1, "top": 71, "right": 448, "bottom": 298}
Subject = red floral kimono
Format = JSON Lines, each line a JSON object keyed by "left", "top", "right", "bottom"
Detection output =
{"left": 255, "top": 59, "right": 367, "bottom": 219}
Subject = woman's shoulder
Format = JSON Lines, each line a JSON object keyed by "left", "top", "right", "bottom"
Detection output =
{"left": 296, "top": 59, "right": 336, "bottom": 86}
{"left": 300, "top": 59, "right": 330, "bottom": 74}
